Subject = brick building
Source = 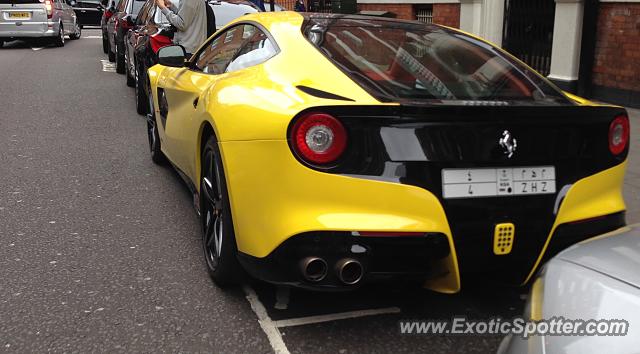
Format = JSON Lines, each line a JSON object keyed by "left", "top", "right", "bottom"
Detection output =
{"left": 350, "top": 0, "right": 640, "bottom": 107}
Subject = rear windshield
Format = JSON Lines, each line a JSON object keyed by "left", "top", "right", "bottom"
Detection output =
{"left": 304, "top": 17, "right": 570, "bottom": 105}
{"left": 0, "top": 0, "right": 42, "bottom": 3}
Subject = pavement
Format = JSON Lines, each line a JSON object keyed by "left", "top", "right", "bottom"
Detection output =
{"left": 0, "top": 29, "right": 638, "bottom": 353}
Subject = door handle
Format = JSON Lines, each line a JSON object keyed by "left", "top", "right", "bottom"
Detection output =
{"left": 193, "top": 97, "right": 199, "bottom": 108}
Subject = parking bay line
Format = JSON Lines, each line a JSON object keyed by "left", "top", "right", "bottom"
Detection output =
{"left": 100, "top": 59, "right": 116, "bottom": 73}
{"left": 272, "top": 307, "right": 402, "bottom": 328}
{"left": 243, "top": 285, "right": 291, "bottom": 354}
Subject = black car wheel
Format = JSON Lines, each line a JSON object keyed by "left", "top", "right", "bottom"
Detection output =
{"left": 102, "top": 35, "right": 108, "bottom": 53}
{"left": 201, "top": 136, "right": 243, "bottom": 286}
{"left": 135, "top": 64, "right": 148, "bottom": 115}
{"left": 146, "top": 89, "right": 165, "bottom": 164}
{"left": 107, "top": 37, "right": 115, "bottom": 62}
{"left": 0, "top": 40, "right": 4, "bottom": 48}
{"left": 69, "top": 23, "right": 81, "bottom": 40}
{"left": 115, "top": 40, "right": 125, "bottom": 74}
{"left": 125, "top": 51, "right": 135, "bottom": 87}
{"left": 53, "top": 24, "right": 64, "bottom": 47}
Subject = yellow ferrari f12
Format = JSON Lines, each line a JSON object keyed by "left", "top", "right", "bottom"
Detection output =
{"left": 146, "top": 12, "right": 630, "bottom": 292}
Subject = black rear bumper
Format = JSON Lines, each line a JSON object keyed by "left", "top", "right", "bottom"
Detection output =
{"left": 237, "top": 231, "right": 450, "bottom": 291}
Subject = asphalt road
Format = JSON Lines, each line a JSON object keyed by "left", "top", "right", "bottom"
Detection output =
{"left": 0, "top": 30, "right": 638, "bottom": 353}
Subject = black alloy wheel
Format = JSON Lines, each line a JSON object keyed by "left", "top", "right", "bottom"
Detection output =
{"left": 200, "top": 137, "right": 243, "bottom": 286}
{"left": 135, "top": 63, "right": 148, "bottom": 115}
{"left": 69, "top": 23, "right": 81, "bottom": 40}
{"left": 125, "top": 51, "right": 135, "bottom": 87}
{"left": 115, "top": 39, "right": 125, "bottom": 74}
{"left": 54, "top": 24, "right": 65, "bottom": 47}
{"left": 146, "top": 88, "right": 165, "bottom": 164}
{"left": 102, "top": 34, "right": 108, "bottom": 53}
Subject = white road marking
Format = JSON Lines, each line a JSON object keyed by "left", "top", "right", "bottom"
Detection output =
{"left": 100, "top": 59, "right": 116, "bottom": 73}
{"left": 31, "top": 47, "right": 44, "bottom": 51}
{"left": 243, "top": 285, "right": 291, "bottom": 354}
{"left": 83, "top": 36, "right": 102, "bottom": 39}
{"left": 273, "top": 307, "right": 402, "bottom": 328}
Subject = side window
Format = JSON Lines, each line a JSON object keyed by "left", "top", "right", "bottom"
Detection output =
{"left": 193, "top": 24, "right": 252, "bottom": 75}
{"left": 225, "top": 27, "right": 277, "bottom": 73}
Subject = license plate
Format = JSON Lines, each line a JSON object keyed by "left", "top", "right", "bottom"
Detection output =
{"left": 9, "top": 12, "right": 30, "bottom": 19}
{"left": 442, "top": 166, "right": 556, "bottom": 199}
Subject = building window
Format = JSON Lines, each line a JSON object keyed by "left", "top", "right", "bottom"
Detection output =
{"left": 415, "top": 5, "right": 433, "bottom": 24}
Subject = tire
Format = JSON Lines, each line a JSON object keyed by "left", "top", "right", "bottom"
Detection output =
{"left": 135, "top": 64, "right": 148, "bottom": 115}
{"left": 200, "top": 136, "right": 244, "bottom": 286}
{"left": 69, "top": 23, "right": 81, "bottom": 40}
{"left": 102, "top": 35, "right": 108, "bottom": 53}
{"left": 0, "top": 40, "right": 4, "bottom": 48}
{"left": 53, "top": 24, "right": 64, "bottom": 47}
{"left": 126, "top": 52, "right": 135, "bottom": 87}
{"left": 107, "top": 39, "right": 115, "bottom": 62}
{"left": 146, "top": 88, "right": 165, "bottom": 164}
{"left": 115, "top": 41, "right": 125, "bottom": 74}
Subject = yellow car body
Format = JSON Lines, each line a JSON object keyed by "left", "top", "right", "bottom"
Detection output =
{"left": 146, "top": 12, "right": 629, "bottom": 292}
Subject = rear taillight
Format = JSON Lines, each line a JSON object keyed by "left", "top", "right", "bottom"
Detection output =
{"left": 45, "top": 0, "right": 53, "bottom": 18}
{"left": 609, "top": 114, "right": 630, "bottom": 155}
{"left": 291, "top": 112, "right": 347, "bottom": 165}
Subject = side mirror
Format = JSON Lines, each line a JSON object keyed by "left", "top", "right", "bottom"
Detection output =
{"left": 158, "top": 45, "right": 187, "bottom": 67}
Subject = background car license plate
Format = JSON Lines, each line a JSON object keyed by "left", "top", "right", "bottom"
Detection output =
{"left": 9, "top": 12, "right": 30, "bottom": 19}
{"left": 442, "top": 166, "right": 556, "bottom": 199}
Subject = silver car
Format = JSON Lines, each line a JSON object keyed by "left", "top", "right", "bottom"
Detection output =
{"left": 0, "top": 0, "right": 81, "bottom": 47}
{"left": 498, "top": 224, "right": 640, "bottom": 354}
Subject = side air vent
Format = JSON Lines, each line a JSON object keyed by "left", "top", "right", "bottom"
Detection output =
{"left": 296, "top": 85, "right": 354, "bottom": 102}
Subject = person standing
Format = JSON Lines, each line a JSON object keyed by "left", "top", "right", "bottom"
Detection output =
{"left": 156, "top": 0, "right": 207, "bottom": 56}
{"left": 294, "top": 0, "right": 306, "bottom": 12}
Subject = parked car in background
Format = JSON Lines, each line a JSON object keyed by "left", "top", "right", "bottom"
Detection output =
{"left": 100, "top": 0, "right": 115, "bottom": 52}
{"left": 0, "top": 0, "right": 80, "bottom": 47}
{"left": 68, "top": 0, "right": 103, "bottom": 27}
{"left": 498, "top": 224, "right": 640, "bottom": 354}
{"left": 105, "top": 0, "right": 144, "bottom": 72}
{"left": 125, "top": 0, "right": 266, "bottom": 115}
{"left": 124, "top": 0, "right": 178, "bottom": 113}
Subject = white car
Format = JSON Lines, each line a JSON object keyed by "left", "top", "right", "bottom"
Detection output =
{"left": 498, "top": 224, "right": 640, "bottom": 354}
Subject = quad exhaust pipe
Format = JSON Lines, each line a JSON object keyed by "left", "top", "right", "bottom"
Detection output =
{"left": 300, "top": 257, "right": 328, "bottom": 282}
{"left": 335, "top": 258, "right": 364, "bottom": 285}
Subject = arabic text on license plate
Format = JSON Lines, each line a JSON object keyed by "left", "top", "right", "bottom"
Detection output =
{"left": 442, "top": 166, "right": 556, "bottom": 199}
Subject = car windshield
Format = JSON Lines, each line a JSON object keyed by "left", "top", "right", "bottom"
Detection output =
{"left": 303, "top": 16, "right": 570, "bottom": 105}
